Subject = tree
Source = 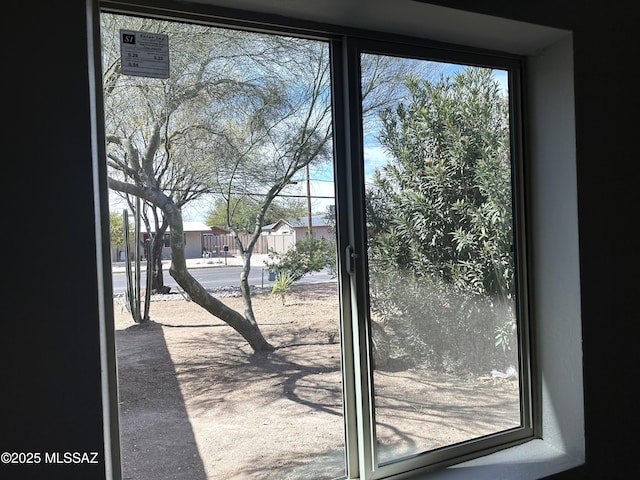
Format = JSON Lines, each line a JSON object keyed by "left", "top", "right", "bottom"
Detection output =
{"left": 109, "top": 211, "right": 126, "bottom": 254}
{"left": 101, "top": 14, "right": 424, "bottom": 353}
{"left": 201, "top": 36, "right": 338, "bottom": 339}
{"left": 102, "top": 14, "right": 282, "bottom": 351}
{"left": 367, "top": 67, "right": 516, "bottom": 373}
{"left": 102, "top": 15, "right": 230, "bottom": 294}
{"left": 207, "top": 48, "right": 428, "bottom": 337}
{"left": 205, "top": 197, "right": 306, "bottom": 233}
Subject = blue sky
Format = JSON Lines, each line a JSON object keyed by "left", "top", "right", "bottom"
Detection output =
{"left": 181, "top": 66, "right": 509, "bottom": 221}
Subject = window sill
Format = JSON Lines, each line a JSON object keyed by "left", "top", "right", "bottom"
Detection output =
{"left": 407, "top": 439, "right": 584, "bottom": 480}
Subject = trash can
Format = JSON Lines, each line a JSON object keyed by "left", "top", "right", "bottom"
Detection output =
{"left": 268, "top": 270, "right": 276, "bottom": 281}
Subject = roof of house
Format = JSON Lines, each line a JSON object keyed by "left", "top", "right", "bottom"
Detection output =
{"left": 184, "top": 221, "right": 213, "bottom": 232}
{"left": 208, "top": 225, "right": 230, "bottom": 235}
{"left": 142, "top": 221, "right": 213, "bottom": 234}
{"left": 262, "top": 215, "right": 331, "bottom": 231}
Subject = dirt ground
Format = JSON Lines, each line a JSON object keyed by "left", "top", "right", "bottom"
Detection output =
{"left": 113, "top": 282, "right": 520, "bottom": 480}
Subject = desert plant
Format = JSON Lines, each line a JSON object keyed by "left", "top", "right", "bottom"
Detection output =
{"left": 367, "top": 67, "right": 516, "bottom": 373}
{"left": 122, "top": 202, "right": 152, "bottom": 323}
{"left": 271, "top": 270, "right": 296, "bottom": 305}
{"left": 265, "top": 238, "right": 335, "bottom": 282}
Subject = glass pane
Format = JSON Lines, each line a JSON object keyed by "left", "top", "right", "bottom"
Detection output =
{"left": 361, "top": 53, "right": 522, "bottom": 465}
{"left": 102, "top": 13, "right": 345, "bottom": 479}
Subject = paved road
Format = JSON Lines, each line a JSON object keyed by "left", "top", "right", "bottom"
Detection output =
{"left": 111, "top": 264, "right": 336, "bottom": 295}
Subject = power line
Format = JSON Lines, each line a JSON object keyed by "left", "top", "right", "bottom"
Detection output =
{"left": 269, "top": 194, "right": 335, "bottom": 199}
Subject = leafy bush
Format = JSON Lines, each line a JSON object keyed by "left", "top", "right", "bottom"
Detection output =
{"left": 265, "top": 238, "right": 335, "bottom": 282}
{"left": 367, "top": 67, "right": 517, "bottom": 374}
{"left": 370, "top": 265, "right": 518, "bottom": 374}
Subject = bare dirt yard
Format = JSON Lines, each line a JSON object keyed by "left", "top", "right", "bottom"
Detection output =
{"left": 113, "top": 282, "right": 519, "bottom": 480}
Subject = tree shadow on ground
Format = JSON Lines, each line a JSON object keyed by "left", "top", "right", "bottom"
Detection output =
{"left": 113, "top": 284, "right": 519, "bottom": 479}
{"left": 115, "top": 321, "right": 207, "bottom": 480}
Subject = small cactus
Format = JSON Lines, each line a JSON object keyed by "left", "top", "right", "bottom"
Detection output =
{"left": 123, "top": 199, "right": 152, "bottom": 323}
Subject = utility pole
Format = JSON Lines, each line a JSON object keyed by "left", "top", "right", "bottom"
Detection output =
{"left": 306, "top": 164, "right": 313, "bottom": 239}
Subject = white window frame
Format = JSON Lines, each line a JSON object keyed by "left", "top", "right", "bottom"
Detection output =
{"left": 90, "top": 2, "right": 584, "bottom": 479}
{"left": 336, "top": 37, "right": 537, "bottom": 480}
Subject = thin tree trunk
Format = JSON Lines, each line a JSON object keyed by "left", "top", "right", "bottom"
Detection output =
{"left": 108, "top": 177, "right": 275, "bottom": 352}
{"left": 239, "top": 250, "right": 258, "bottom": 325}
{"left": 167, "top": 210, "right": 275, "bottom": 353}
{"left": 151, "top": 237, "right": 168, "bottom": 293}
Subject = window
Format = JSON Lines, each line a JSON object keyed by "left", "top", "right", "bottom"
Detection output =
{"left": 359, "top": 48, "right": 530, "bottom": 474}
{"left": 332, "top": 39, "right": 533, "bottom": 478}
{"left": 95, "top": 2, "right": 583, "bottom": 480}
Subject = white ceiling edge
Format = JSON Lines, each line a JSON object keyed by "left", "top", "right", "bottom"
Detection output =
{"left": 180, "top": 0, "right": 569, "bottom": 55}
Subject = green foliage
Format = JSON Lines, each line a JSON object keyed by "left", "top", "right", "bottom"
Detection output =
{"left": 206, "top": 198, "right": 307, "bottom": 234}
{"left": 109, "top": 211, "right": 127, "bottom": 248}
{"left": 271, "top": 270, "right": 296, "bottom": 305}
{"left": 265, "top": 238, "right": 335, "bottom": 282}
{"left": 368, "top": 67, "right": 517, "bottom": 374}
{"left": 370, "top": 267, "right": 517, "bottom": 374}
{"left": 495, "top": 317, "right": 517, "bottom": 353}
{"left": 266, "top": 237, "right": 335, "bottom": 306}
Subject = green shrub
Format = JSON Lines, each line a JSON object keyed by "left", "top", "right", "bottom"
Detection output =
{"left": 265, "top": 238, "right": 335, "bottom": 281}
{"left": 271, "top": 270, "right": 296, "bottom": 305}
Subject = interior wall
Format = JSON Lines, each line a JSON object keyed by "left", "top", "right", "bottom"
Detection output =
{"left": 5, "top": 1, "right": 107, "bottom": 479}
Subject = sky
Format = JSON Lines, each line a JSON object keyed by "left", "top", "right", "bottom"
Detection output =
{"left": 267, "top": 67, "right": 510, "bottom": 220}
{"left": 106, "top": 18, "right": 510, "bottom": 225}
{"left": 118, "top": 67, "right": 509, "bottom": 224}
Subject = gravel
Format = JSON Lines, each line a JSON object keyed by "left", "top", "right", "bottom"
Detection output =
{"left": 114, "top": 285, "right": 273, "bottom": 305}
